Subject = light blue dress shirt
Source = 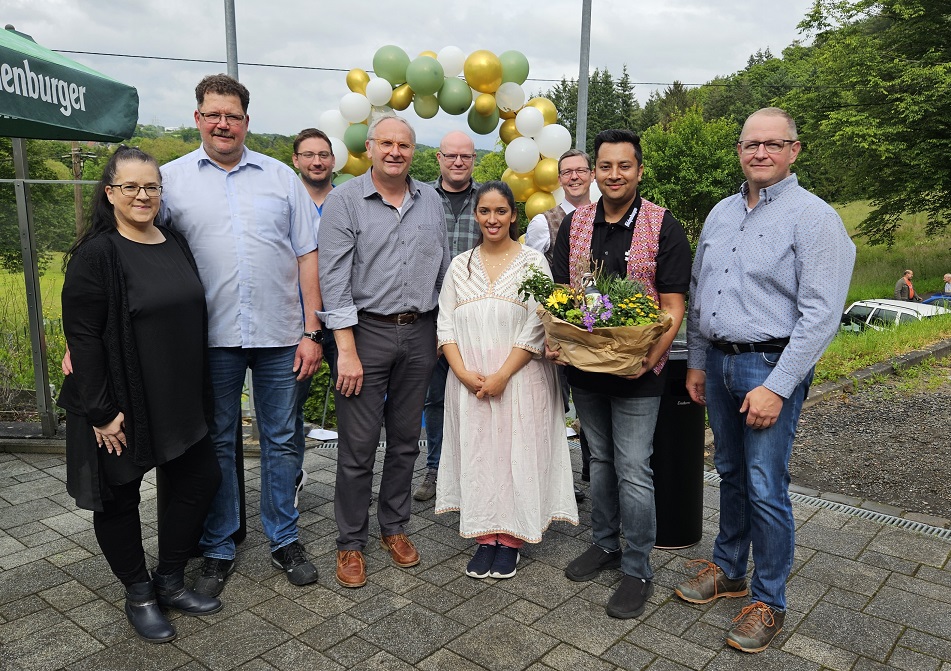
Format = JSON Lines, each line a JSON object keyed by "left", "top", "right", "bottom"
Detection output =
{"left": 687, "top": 174, "right": 856, "bottom": 398}
{"left": 160, "top": 145, "right": 318, "bottom": 348}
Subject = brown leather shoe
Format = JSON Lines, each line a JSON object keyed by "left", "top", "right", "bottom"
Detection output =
{"left": 335, "top": 550, "right": 366, "bottom": 588}
{"left": 379, "top": 533, "right": 420, "bottom": 567}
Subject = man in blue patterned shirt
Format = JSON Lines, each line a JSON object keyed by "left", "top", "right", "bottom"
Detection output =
{"left": 680, "top": 107, "right": 855, "bottom": 653}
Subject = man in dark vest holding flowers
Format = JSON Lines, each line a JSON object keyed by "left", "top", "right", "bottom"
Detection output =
{"left": 549, "top": 129, "right": 691, "bottom": 619}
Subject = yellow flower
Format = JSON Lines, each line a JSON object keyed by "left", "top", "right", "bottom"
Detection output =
{"left": 546, "top": 289, "right": 570, "bottom": 308}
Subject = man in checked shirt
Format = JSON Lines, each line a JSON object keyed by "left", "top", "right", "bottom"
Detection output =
{"left": 678, "top": 107, "right": 855, "bottom": 653}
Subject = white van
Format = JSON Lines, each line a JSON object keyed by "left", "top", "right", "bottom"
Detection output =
{"left": 840, "top": 299, "right": 949, "bottom": 332}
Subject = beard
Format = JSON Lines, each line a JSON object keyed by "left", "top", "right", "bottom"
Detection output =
{"left": 301, "top": 170, "right": 332, "bottom": 190}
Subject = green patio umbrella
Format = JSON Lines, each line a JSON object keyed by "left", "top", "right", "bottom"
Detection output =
{"left": 0, "top": 26, "right": 138, "bottom": 141}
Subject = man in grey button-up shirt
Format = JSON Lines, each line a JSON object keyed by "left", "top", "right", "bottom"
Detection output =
{"left": 678, "top": 107, "right": 855, "bottom": 653}
{"left": 318, "top": 115, "right": 449, "bottom": 588}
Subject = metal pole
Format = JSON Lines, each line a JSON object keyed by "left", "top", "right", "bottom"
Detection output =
{"left": 576, "top": 0, "right": 592, "bottom": 151}
{"left": 224, "top": 0, "right": 239, "bottom": 79}
{"left": 12, "top": 138, "right": 56, "bottom": 436}
{"left": 71, "top": 142, "right": 83, "bottom": 238}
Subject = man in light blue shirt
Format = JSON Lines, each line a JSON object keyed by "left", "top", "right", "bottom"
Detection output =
{"left": 679, "top": 107, "right": 855, "bottom": 653}
{"left": 160, "top": 75, "right": 322, "bottom": 596}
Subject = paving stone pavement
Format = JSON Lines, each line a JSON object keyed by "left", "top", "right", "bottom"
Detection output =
{"left": 0, "top": 444, "right": 949, "bottom": 671}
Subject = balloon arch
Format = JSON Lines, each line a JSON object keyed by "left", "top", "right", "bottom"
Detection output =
{"left": 318, "top": 45, "right": 574, "bottom": 220}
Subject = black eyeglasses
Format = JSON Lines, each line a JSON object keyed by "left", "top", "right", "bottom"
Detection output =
{"left": 295, "top": 151, "right": 333, "bottom": 161}
{"left": 109, "top": 184, "right": 163, "bottom": 198}
{"left": 198, "top": 112, "right": 246, "bottom": 126}
{"left": 440, "top": 153, "right": 475, "bottom": 163}
{"left": 737, "top": 139, "right": 796, "bottom": 154}
{"left": 559, "top": 168, "right": 591, "bottom": 178}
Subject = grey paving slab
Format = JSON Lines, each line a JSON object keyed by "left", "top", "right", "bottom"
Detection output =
{"left": 172, "top": 610, "right": 291, "bottom": 670}
{"left": 448, "top": 614, "right": 560, "bottom": 670}
{"left": 796, "top": 599, "right": 903, "bottom": 661}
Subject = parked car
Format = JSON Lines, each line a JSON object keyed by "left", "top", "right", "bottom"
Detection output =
{"left": 922, "top": 294, "right": 951, "bottom": 309}
{"left": 840, "top": 299, "right": 949, "bottom": 332}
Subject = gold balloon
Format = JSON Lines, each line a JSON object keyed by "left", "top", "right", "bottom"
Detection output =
{"left": 343, "top": 151, "right": 371, "bottom": 176}
{"left": 499, "top": 107, "right": 517, "bottom": 120}
{"left": 525, "top": 191, "right": 557, "bottom": 220}
{"left": 533, "top": 158, "right": 560, "bottom": 192}
{"left": 526, "top": 97, "right": 558, "bottom": 125}
{"left": 418, "top": 50, "right": 438, "bottom": 59}
{"left": 463, "top": 50, "right": 503, "bottom": 93}
{"left": 502, "top": 168, "right": 537, "bottom": 202}
{"left": 499, "top": 118, "right": 521, "bottom": 145}
{"left": 474, "top": 93, "right": 496, "bottom": 116}
{"left": 346, "top": 68, "right": 370, "bottom": 95}
{"left": 389, "top": 83, "right": 414, "bottom": 111}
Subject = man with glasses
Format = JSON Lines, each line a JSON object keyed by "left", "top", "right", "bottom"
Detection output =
{"left": 318, "top": 115, "right": 450, "bottom": 588}
{"left": 160, "top": 74, "right": 322, "bottom": 596}
{"left": 413, "top": 131, "right": 480, "bottom": 502}
{"left": 289, "top": 128, "right": 336, "bottom": 507}
{"left": 678, "top": 107, "right": 854, "bottom": 652}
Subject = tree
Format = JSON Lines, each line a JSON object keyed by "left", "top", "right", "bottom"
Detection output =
{"left": 409, "top": 148, "right": 439, "bottom": 183}
{"left": 640, "top": 107, "right": 743, "bottom": 244}
{"left": 782, "top": 0, "right": 951, "bottom": 244}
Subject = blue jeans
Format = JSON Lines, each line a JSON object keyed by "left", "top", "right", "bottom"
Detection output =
{"left": 705, "top": 347, "right": 812, "bottom": 612}
{"left": 572, "top": 387, "right": 661, "bottom": 580}
{"left": 423, "top": 356, "right": 450, "bottom": 470}
{"left": 202, "top": 346, "right": 302, "bottom": 559}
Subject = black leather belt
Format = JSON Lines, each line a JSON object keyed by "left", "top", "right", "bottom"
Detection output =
{"left": 359, "top": 310, "right": 425, "bottom": 325}
{"left": 711, "top": 338, "right": 789, "bottom": 355}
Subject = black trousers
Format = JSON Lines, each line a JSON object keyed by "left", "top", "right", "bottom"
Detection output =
{"left": 93, "top": 435, "right": 221, "bottom": 586}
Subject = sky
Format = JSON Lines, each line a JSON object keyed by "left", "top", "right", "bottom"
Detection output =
{"left": 5, "top": 0, "right": 816, "bottom": 149}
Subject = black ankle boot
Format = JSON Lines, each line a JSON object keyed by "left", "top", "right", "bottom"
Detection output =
{"left": 125, "top": 581, "right": 176, "bottom": 643}
{"left": 152, "top": 570, "right": 223, "bottom": 616}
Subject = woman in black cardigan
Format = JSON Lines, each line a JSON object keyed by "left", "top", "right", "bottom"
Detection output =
{"left": 59, "top": 146, "right": 222, "bottom": 643}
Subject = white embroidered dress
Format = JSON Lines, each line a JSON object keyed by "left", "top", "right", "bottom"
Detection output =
{"left": 435, "top": 245, "right": 579, "bottom": 542}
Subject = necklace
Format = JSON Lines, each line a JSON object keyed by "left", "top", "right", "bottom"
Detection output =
{"left": 481, "top": 245, "right": 517, "bottom": 270}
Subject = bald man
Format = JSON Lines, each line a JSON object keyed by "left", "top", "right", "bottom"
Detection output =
{"left": 413, "top": 131, "right": 481, "bottom": 501}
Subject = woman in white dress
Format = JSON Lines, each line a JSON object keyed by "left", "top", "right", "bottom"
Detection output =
{"left": 435, "top": 181, "right": 578, "bottom": 579}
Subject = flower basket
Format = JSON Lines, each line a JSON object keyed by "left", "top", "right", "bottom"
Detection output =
{"left": 539, "top": 307, "right": 673, "bottom": 377}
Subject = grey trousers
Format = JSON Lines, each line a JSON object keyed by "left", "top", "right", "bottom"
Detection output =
{"left": 333, "top": 312, "right": 437, "bottom": 550}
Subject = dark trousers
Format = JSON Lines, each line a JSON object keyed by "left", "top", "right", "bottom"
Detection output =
{"left": 333, "top": 313, "right": 437, "bottom": 550}
{"left": 94, "top": 435, "right": 220, "bottom": 586}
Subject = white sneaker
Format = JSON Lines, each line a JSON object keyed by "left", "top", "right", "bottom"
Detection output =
{"left": 294, "top": 469, "right": 308, "bottom": 508}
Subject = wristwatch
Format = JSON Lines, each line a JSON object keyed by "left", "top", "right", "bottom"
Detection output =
{"left": 302, "top": 330, "right": 323, "bottom": 343}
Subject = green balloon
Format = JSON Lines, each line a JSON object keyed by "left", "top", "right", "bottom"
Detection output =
{"left": 467, "top": 105, "right": 500, "bottom": 135}
{"left": 373, "top": 45, "right": 410, "bottom": 86}
{"left": 405, "top": 56, "right": 445, "bottom": 97}
{"left": 438, "top": 77, "right": 473, "bottom": 115}
{"left": 499, "top": 50, "right": 530, "bottom": 85}
{"left": 343, "top": 123, "right": 369, "bottom": 155}
{"left": 414, "top": 94, "right": 439, "bottom": 119}
{"left": 333, "top": 173, "right": 354, "bottom": 186}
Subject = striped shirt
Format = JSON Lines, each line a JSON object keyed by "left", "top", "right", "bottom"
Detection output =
{"left": 317, "top": 170, "right": 450, "bottom": 330}
{"left": 687, "top": 173, "right": 856, "bottom": 398}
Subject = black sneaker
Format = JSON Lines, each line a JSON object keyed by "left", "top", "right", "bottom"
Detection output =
{"left": 294, "top": 469, "right": 308, "bottom": 509}
{"left": 489, "top": 545, "right": 519, "bottom": 579}
{"left": 565, "top": 544, "right": 622, "bottom": 582}
{"left": 193, "top": 557, "right": 235, "bottom": 598}
{"left": 606, "top": 576, "right": 654, "bottom": 619}
{"left": 271, "top": 541, "right": 318, "bottom": 586}
{"left": 465, "top": 543, "right": 497, "bottom": 579}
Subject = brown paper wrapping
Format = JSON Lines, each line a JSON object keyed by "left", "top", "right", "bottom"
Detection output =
{"left": 538, "top": 306, "right": 674, "bottom": 377}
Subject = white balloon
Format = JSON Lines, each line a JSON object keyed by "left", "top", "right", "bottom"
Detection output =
{"left": 339, "top": 92, "right": 372, "bottom": 123}
{"left": 330, "top": 136, "right": 349, "bottom": 172}
{"left": 589, "top": 181, "right": 602, "bottom": 202}
{"left": 437, "top": 46, "right": 466, "bottom": 78}
{"left": 515, "top": 106, "right": 545, "bottom": 138}
{"left": 496, "top": 82, "right": 525, "bottom": 112}
{"left": 552, "top": 186, "right": 566, "bottom": 205}
{"left": 318, "top": 109, "right": 349, "bottom": 139}
{"left": 536, "top": 124, "right": 573, "bottom": 159}
{"left": 364, "top": 78, "right": 393, "bottom": 107}
{"left": 505, "top": 136, "right": 540, "bottom": 174}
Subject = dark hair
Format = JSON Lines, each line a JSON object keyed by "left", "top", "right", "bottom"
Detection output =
{"left": 65, "top": 145, "right": 160, "bottom": 262}
{"left": 594, "top": 129, "right": 642, "bottom": 166}
{"left": 293, "top": 127, "right": 333, "bottom": 154}
{"left": 196, "top": 74, "right": 250, "bottom": 112}
{"left": 465, "top": 181, "right": 519, "bottom": 276}
{"left": 558, "top": 148, "right": 591, "bottom": 171}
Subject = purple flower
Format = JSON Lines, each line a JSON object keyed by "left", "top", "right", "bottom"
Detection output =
{"left": 600, "top": 310, "right": 612, "bottom": 321}
{"left": 582, "top": 311, "right": 597, "bottom": 332}
{"left": 601, "top": 296, "right": 613, "bottom": 310}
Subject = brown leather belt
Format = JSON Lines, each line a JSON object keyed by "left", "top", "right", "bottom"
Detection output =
{"left": 359, "top": 310, "right": 425, "bottom": 325}
{"left": 711, "top": 338, "right": 789, "bottom": 355}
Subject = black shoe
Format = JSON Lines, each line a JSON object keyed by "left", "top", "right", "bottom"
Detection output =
{"left": 271, "top": 541, "right": 319, "bottom": 586}
{"left": 152, "top": 570, "right": 223, "bottom": 616}
{"left": 574, "top": 485, "right": 585, "bottom": 503}
{"left": 565, "top": 544, "right": 622, "bottom": 582}
{"left": 193, "top": 557, "right": 235, "bottom": 598}
{"left": 606, "top": 576, "right": 654, "bottom": 619}
{"left": 124, "top": 581, "right": 176, "bottom": 643}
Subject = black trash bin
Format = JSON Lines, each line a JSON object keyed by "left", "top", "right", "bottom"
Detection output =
{"left": 651, "top": 337, "right": 705, "bottom": 549}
